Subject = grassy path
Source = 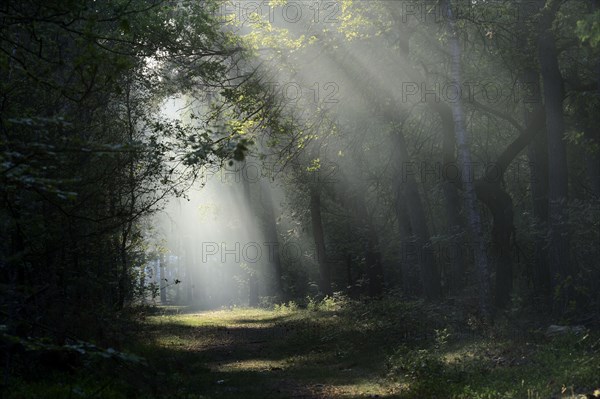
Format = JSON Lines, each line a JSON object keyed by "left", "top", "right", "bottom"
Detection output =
{"left": 4, "top": 301, "right": 599, "bottom": 398}
{"left": 135, "top": 307, "right": 401, "bottom": 398}
{"left": 128, "top": 302, "right": 599, "bottom": 399}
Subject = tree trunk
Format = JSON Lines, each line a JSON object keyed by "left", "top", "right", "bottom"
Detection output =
{"left": 346, "top": 253, "right": 353, "bottom": 287}
{"left": 336, "top": 159, "right": 385, "bottom": 297}
{"left": 445, "top": 0, "right": 491, "bottom": 318}
{"left": 159, "top": 252, "right": 167, "bottom": 304}
{"left": 319, "top": 38, "right": 441, "bottom": 299}
{"left": 118, "top": 79, "right": 136, "bottom": 310}
{"left": 241, "top": 173, "right": 260, "bottom": 307}
{"left": 260, "top": 179, "right": 284, "bottom": 299}
{"left": 118, "top": 240, "right": 128, "bottom": 309}
{"left": 395, "top": 191, "right": 421, "bottom": 296}
{"left": 310, "top": 186, "right": 332, "bottom": 296}
{"left": 248, "top": 273, "right": 259, "bottom": 307}
{"left": 523, "top": 69, "right": 551, "bottom": 300}
{"left": 474, "top": 181, "right": 514, "bottom": 308}
{"left": 537, "top": 0, "right": 571, "bottom": 310}
{"left": 514, "top": 0, "right": 551, "bottom": 302}
{"left": 353, "top": 193, "right": 384, "bottom": 297}
{"left": 392, "top": 130, "right": 441, "bottom": 299}
{"left": 184, "top": 238, "right": 194, "bottom": 305}
{"left": 433, "top": 103, "right": 466, "bottom": 294}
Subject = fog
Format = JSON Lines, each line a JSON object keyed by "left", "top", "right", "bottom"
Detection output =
{"left": 146, "top": 0, "right": 582, "bottom": 308}
{"left": 149, "top": 2, "right": 421, "bottom": 307}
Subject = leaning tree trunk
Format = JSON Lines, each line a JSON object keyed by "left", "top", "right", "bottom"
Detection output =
{"left": 471, "top": 111, "right": 542, "bottom": 309}
{"left": 310, "top": 185, "right": 332, "bottom": 296}
{"left": 537, "top": 0, "right": 571, "bottom": 311}
{"left": 445, "top": 0, "right": 491, "bottom": 318}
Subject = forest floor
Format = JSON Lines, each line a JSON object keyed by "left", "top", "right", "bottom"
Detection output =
{"left": 5, "top": 297, "right": 600, "bottom": 398}
{"left": 125, "top": 299, "right": 599, "bottom": 399}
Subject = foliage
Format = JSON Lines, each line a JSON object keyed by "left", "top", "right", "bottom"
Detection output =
{"left": 3, "top": 0, "right": 600, "bottom": 396}
{"left": 0, "top": 0, "right": 252, "bottom": 389}
{"left": 576, "top": 11, "right": 600, "bottom": 47}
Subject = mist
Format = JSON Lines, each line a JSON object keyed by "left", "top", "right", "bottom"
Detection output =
{"left": 147, "top": 0, "right": 584, "bottom": 309}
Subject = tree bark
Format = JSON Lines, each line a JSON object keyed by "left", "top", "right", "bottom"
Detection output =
{"left": 521, "top": 66, "right": 551, "bottom": 300}
{"left": 537, "top": 0, "right": 571, "bottom": 310}
{"left": 336, "top": 155, "right": 385, "bottom": 297}
{"left": 352, "top": 192, "right": 384, "bottom": 297}
{"left": 392, "top": 128, "right": 441, "bottom": 299}
{"left": 310, "top": 186, "right": 332, "bottom": 296}
{"left": 159, "top": 252, "right": 167, "bottom": 304}
{"left": 260, "top": 179, "right": 284, "bottom": 299}
{"left": 241, "top": 173, "right": 260, "bottom": 307}
{"left": 474, "top": 180, "right": 513, "bottom": 308}
{"left": 445, "top": 0, "right": 491, "bottom": 318}
{"left": 319, "top": 42, "right": 441, "bottom": 299}
{"left": 395, "top": 191, "right": 421, "bottom": 296}
{"left": 432, "top": 102, "right": 465, "bottom": 294}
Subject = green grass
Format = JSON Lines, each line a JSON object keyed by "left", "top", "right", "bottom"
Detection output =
{"left": 4, "top": 298, "right": 600, "bottom": 398}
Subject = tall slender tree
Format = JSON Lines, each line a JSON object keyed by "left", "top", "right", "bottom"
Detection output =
{"left": 444, "top": 0, "right": 491, "bottom": 317}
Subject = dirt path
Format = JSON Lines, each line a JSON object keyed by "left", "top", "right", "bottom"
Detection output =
{"left": 144, "top": 308, "right": 401, "bottom": 398}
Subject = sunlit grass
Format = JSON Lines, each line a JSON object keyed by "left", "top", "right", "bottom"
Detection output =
{"left": 137, "top": 304, "right": 401, "bottom": 398}
{"left": 10, "top": 301, "right": 596, "bottom": 399}
{"left": 212, "top": 358, "right": 288, "bottom": 372}
{"left": 147, "top": 307, "right": 298, "bottom": 328}
{"left": 125, "top": 301, "right": 599, "bottom": 399}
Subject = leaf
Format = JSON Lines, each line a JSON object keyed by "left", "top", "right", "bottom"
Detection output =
{"left": 119, "top": 19, "right": 131, "bottom": 34}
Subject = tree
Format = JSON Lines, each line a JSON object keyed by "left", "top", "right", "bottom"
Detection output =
{"left": 0, "top": 0, "right": 245, "bottom": 335}
{"left": 537, "top": 0, "right": 572, "bottom": 310}
{"left": 443, "top": 0, "right": 491, "bottom": 317}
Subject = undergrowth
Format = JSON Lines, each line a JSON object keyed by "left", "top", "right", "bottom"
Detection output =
{"left": 2, "top": 294, "right": 599, "bottom": 398}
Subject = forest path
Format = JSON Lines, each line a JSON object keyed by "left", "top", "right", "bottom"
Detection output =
{"left": 130, "top": 304, "right": 600, "bottom": 399}
{"left": 138, "top": 307, "right": 402, "bottom": 399}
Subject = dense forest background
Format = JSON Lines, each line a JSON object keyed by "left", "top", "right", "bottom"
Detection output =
{"left": 1, "top": 0, "right": 600, "bottom": 397}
